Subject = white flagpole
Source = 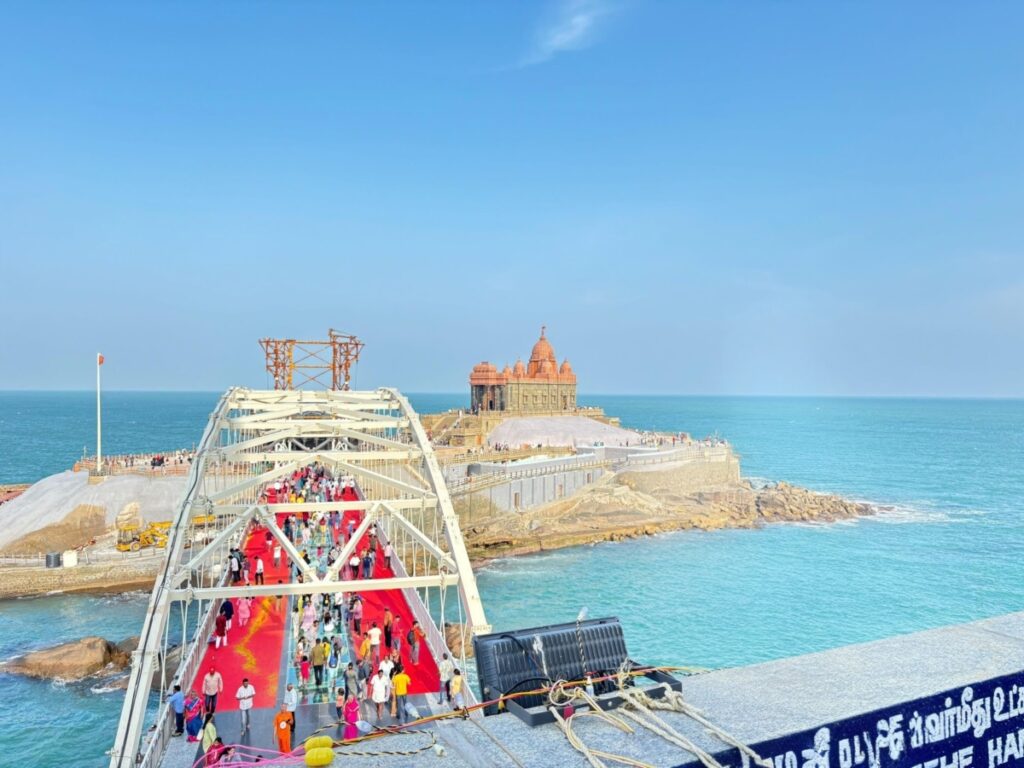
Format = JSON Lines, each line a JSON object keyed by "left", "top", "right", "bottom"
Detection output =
{"left": 97, "top": 353, "right": 103, "bottom": 474}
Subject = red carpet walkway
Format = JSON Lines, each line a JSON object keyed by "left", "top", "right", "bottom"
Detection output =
{"left": 191, "top": 490, "right": 441, "bottom": 713}
{"left": 340, "top": 508, "right": 441, "bottom": 694}
{"left": 193, "top": 523, "right": 290, "bottom": 711}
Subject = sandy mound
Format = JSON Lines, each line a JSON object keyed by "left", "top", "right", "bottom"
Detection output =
{"left": 487, "top": 416, "right": 642, "bottom": 448}
{"left": 7, "top": 503, "right": 107, "bottom": 554}
{"left": 0, "top": 471, "right": 185, "bottom": 554}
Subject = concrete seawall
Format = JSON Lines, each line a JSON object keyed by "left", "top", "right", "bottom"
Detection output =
{"left": 0, "top": 557, "right": 161, "bottom": 599}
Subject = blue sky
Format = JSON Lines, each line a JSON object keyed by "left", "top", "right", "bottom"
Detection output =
{"left": 1, "top": 1, "right": 1021, "bottom": 395}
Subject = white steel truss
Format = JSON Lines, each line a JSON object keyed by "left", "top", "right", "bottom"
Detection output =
{"left": 109, "top": 387, "right": 490, "bottom": 768}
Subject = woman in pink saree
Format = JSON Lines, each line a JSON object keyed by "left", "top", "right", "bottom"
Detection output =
{"left": 343, "top": 692, "right": 360, "bottom": 740}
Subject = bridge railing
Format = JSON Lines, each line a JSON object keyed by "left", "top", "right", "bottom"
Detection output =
{"left": 379, "top": 523, "right": 478, "bottom": 710}
{"left": 135, "top": 570, "right": 226, "bottom": 768}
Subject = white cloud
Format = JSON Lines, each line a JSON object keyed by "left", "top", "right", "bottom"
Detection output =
{"left": 520, "top": 0, "right": 614, "bottom": 67}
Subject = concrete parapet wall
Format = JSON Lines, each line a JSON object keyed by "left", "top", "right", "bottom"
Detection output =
{"left": 483, "top": 467, "right": 608, "bottom": 512}
{"left": 617, "top": 452, "right": 740, "bottom": 494}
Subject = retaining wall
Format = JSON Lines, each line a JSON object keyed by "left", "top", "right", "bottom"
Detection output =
{"left": 0, "top": 558, "right": 160, "bottom": 599}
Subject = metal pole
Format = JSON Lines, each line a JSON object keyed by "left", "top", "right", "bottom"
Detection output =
{"left": 97, "top": 353, "right": 103, "bottom": 473}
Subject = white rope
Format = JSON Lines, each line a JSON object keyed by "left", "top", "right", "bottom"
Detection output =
{"left": 543, "top": 669, "right": 772, "bottom": 768}
{"left": 653, "top": 685, "right": 771, "bottom": 768}
{"left": 547, "top": 680, "right": 654, "bottom": 768}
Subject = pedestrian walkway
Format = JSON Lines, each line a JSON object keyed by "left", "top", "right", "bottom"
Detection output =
{"left": 339, "top": 507, "right": 441, "bottom": 695}
{"left": 192, "top": 523, "right": 291, "bottom": 712}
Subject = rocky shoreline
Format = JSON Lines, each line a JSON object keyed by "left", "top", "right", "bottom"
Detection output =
{"left": 0, "top": 464, "right": 874, "bottom": 600}
{"left": 460, "top": 472, "right": 874, "bottom": 563}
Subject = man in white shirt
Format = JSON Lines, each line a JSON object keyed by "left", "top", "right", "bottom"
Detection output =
{"left": 438, "top": 652, "right": 454, "bottom": 704}
{"left": 254, "top": 555, "right": 265, "bottom": 585}
{"left": 283, "top": 682, "right": 298, "bottom": 737}
{"left": 235, "top": 677, "right": 256, "bottom": 733}
{"left": 202, "top": 667, "right": 223, "bottom": 713}
{"left": 378, "top": 655, "right": 394, "bottom": 681}
{"left": 369, "top": 670, "right": 390, "bottom": 723}
{"left": 273, "top": 543, "right": 282, "bottom": 567}
{"left": 367, "top": 622, "right": 382, "bottom": 665}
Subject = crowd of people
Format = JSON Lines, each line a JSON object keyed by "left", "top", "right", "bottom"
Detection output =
{"left": 167, "top": 462, "right": 465, "bottom": 765}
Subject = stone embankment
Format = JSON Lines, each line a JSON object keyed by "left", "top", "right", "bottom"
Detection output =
{"left": 0, "top": 556, "right": 161, "bottom": 600}
{"left": 461, "top": 466, "right": 873, "bottom": 562}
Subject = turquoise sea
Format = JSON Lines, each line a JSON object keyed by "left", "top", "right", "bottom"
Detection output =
{"left": 1, "top": 391, "right": 1023, "bottom": 767}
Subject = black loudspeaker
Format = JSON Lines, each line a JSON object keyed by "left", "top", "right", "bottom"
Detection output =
{"left": 473, "top": 617, "right": 634, "bottom": 717}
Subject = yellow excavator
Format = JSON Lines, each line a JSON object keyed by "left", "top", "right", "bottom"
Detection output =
{"left": 115, "top": 503, "right": 171, "bottom": 552}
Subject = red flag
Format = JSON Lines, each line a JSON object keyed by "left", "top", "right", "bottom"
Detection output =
{"left": 97, "top": 353, "right": 105, "bottom": 366}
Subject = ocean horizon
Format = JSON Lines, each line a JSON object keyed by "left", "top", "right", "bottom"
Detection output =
{"left": 1, "top": 391, "right": 1022, "bottom": 767}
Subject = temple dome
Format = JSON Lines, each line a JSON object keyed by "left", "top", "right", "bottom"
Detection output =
{"left": 513, "top": 359, "right": 526, "bottom": 376}
{"left": 559, "top": 359, "right": 573, "bottom": 374}
{"left": 502, "top": 364, "right": 513, "bottom": 376}
{"left": 529, "top": 327, "right": 557, "bottom": 364}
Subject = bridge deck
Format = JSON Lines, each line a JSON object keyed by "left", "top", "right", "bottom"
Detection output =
{"left": 168, "top": 497, "right": 443, "bottom": 765}
{"left": 164, "top": 610, "right": 1024, "bottom": 767}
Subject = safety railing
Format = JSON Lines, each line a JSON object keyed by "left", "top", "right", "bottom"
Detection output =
{"left": 0, "top": 548, "right": 165, "bottom": 567}
{"left": 448, "top": 457, "right": 614, "bottom": 496}
{"left": 382, "top": 525, "right": 477, "bottom": 711}
{"left": 620, "top": 444, "right": 731, "bottom": 468}
{"left": 135, "top": 567, "right": 227, "bottom": 768}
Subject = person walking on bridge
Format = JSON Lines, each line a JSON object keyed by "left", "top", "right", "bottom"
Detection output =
{"left": 438, "top": 653, "right": 454, "bottom": 705}
{"left": 274, "top": 702, "right": 293, "bottom": 754}
{"left": 235, "top": 677, "right": 256, "bottom": 733}
{"left": 184, "top": 689, "right": 204, "bottom": 742}
{"left": 283, "top": 683, "right": 298, "bottom": 739}
{"left": 382, "top": 608, "right": 393, "bottom": 650}
{"left": 392, "top": 668, "right": 412, "bottom": 725}
{"left": 368, "top": 622, "right": 382, "bottom": 666}
{"left": 202, "top": 667, "right": 223, "bottom": 713}
{"left": 410, "top": 621, "right": 425, "bottom": 665}
{"left": 311, "top": 637, "right": 326, "bottom": 688}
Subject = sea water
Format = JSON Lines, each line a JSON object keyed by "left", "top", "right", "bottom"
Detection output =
{"left": 0, "top": 392, "right": 1022, "bottom": 767}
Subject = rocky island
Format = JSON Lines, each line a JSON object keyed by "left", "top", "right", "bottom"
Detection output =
{"left": 459, "top": 466, "right": 873, "bottom": 562}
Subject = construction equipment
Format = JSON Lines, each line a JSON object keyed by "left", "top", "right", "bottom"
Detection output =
{"left": 115, "top": 503, "right": 171, "bottom": 552}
